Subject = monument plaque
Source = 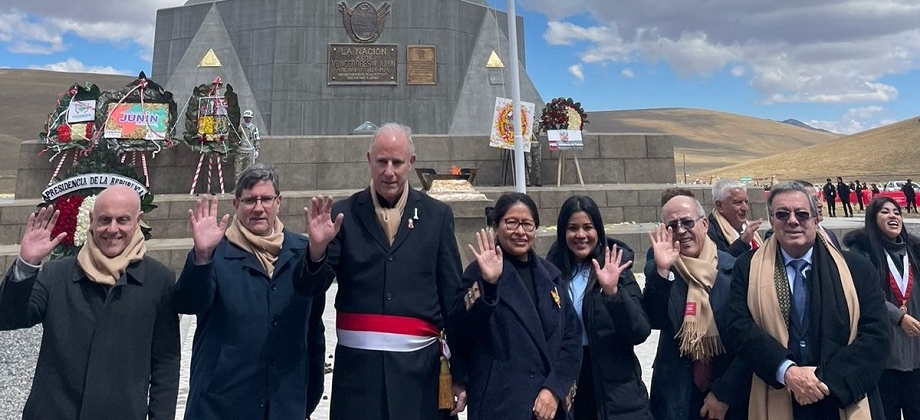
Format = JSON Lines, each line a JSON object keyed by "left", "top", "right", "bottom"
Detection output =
{"left": 328, "top": 44, "right": 398, "bottom": 85}
{"left": 406, "top": 45, "right": 437, "bottom": 85}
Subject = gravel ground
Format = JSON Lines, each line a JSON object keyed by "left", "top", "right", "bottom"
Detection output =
{"left": 0, "top": 326, "right": 40, "bottom": 420}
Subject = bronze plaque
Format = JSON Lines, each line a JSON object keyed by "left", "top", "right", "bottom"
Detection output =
{"left": 406, "top": 45, "right": 437, "bottom": 85}
{"left": 328, "top": 44, "right": 398, "bottom": 85}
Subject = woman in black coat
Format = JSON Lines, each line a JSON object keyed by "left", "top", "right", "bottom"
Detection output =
{"left": 843, "top": 196, "right": 920, "bottom": 420}
{"left": 545, "top": 195, "right": 653, "bottom": 420}
{"left": 450, "top": 192, "right": 582, "bottom": 420}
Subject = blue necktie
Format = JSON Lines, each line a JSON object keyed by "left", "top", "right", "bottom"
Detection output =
{"left": 789, "top": 259, "right": 809, "bottom": 328}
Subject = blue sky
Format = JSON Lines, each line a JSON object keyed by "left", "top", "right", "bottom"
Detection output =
{"left": 3, "top": 0, "right": 920, "bottom": 134}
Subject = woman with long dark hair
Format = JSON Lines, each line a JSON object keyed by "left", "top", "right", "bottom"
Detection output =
{"left": 545, "top": 195, "right": 653, "bottom": 420}
{"left": 449, "top": 192, "right": 582, "bottom": 420}
{"left": 843, "top": 196, "right": 920, "bottom": 420}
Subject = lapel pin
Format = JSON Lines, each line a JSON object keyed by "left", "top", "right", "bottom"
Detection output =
{"left": 408, "top": 218, "right": 414, "bottom": 229}
{"left": 413, "top": 208, "right": 419, "bottom": 220}
{"left": 551, "top": 286, "right": 561, "bottom": 308}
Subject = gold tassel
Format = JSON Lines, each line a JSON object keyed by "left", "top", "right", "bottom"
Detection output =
{"left": 438, "top": 356, "right": 453, "bottom": 410}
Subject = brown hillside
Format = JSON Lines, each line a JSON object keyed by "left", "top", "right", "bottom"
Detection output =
{"left": 700, "top": 116, "right": 920, "bottom": 181}
{"left": 0, "top": 69, "right": 135, "bottom": 142}
{"left": 588, "top": 108, "right": 840, "bottom": 176}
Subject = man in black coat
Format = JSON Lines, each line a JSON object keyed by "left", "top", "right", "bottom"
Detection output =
{"left": 707, "top": 179, "right": 763, "bottom": 257}
{"left": 836, "top": 177, "right": 853, "bottom": 217}
{"left": 644, "top": 195, "right": 750, "bottom": 420}
{"left": 723, "top": 181, "right": 889, "bottom": 420}
{"left": 902, "top": 179, "right": 917, "bottom": 213}
{"left": 0, "top": 185, "right": 179, "bottom": 420}
{"left": 853, "top": 180, "right": 866, "bottom": 211}
{"left": 822, "top": 179, "right": 837, "bottom": 217}
{"left": 302, "top": 123, "right": 465, "bottom": 420}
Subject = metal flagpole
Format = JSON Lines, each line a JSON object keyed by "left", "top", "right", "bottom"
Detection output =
{"left": 505, "top": 0, "right": 526, "bottom": 193}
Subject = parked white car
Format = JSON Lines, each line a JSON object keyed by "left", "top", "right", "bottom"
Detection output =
{"left": 882, "top": 181, "right": 920, "bottom": 192}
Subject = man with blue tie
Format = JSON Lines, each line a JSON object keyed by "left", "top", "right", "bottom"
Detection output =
{"left": 723, "top": 181, "right": 889, "bottom": 420}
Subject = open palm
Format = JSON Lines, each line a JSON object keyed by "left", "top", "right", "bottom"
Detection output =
{"left": 188, "top": 196, "right": 230, "bottom": 262}
{"left": 305, "top": 195, "right": 343, "bottom": 247}
{"left": 593, "top": 244, "right": 632, "bottom": 295}
{"left": 468, "top": 228, "right": 502, "bottom": 283}
{"left": 649, "top": 223, "right": 680, "bottom": 273}
{"left": 19, "top": 206, "right": 67, "bottom": 265}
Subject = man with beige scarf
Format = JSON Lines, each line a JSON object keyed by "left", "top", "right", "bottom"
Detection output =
{"left": 174, "top": 164, "right": 327, "bottom": 420}
{"left": 724, "top": 181, "right": 889, "bottom": 420}
{"left": 301, "top": 123, "right": 464, "bottom": 420}
{"left": 643, "top": 195, "right": 750, "bottom": 420}
{"left": 0, "top": 185, "right": 179, "bottom": 420}
{"left": 708, "top": 179, "right": 764, "bottom": 257}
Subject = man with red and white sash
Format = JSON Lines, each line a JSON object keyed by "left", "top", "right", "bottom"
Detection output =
{"left": 300, "top": 123, "right": 465, "bottom": 420}
{"left": 724, "top": 181, "right": 889, "bottom": 420}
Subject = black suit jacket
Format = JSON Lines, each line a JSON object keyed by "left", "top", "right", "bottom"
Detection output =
{"left": 707, "top": 213, "right": 753, "bottom": 258}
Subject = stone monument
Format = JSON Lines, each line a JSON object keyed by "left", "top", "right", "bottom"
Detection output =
{"left": 152, "top": 0, "right": 544, "bottom": 135}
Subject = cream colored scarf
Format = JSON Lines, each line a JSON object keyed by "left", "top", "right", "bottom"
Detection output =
{"left": 225, "top": 217, "right": 284, "bottom": 277}
{"left": 76, "top": 225, "right": 146, "bottom": 286}
{"left": 673, "top": 236, "right": 725, "bottom": 361}
{"left": 746, "top": 235, "right": 868, "bottom": 420}
{"left": 712, "top": 209, "right": 763, "bottom": 249}
{"left": 369, "top": 180, "right": 409, "bottom": 245}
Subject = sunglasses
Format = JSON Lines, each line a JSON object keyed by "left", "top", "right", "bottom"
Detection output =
{"left": 773, "top": 210, "right": 812, "bottom": 222}
{"left": 664, "top": 217, "right": 703, "bottom": 232}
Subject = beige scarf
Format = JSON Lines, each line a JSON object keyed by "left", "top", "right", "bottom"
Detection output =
{"left": 369, "top": 180, "right": 409, "bottom": 245}
{"left": 712, "top": 209, "right": 763, "bottom": 249}
{"left": 225, "top": 217, "right": 284, "bottom": 277}
{"left": 746, "top": 235, "right": 869, "bottom": 420}
{"left": 673, "top": 236, "right": 725, "bottom": 361}
{"left": 76, "top": 225, "right": 146, "bottom": 286}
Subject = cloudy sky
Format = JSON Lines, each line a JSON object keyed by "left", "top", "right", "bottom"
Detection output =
{"left": 3, "top": 0, "right": 920, "bottom": 134}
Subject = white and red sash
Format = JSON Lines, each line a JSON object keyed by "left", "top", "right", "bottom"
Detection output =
{"left": 336, "top": 312, "right": 450, "bottom": 357}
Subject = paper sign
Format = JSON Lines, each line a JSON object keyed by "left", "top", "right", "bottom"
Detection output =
{"left": 67, "top": 100, "right": 96, "bottom": 123}
{"left": 490, "top": 97, "right": 535, "bottom": 151}
{"left": 547, "top": 129, "right": 584, "bottom": 152}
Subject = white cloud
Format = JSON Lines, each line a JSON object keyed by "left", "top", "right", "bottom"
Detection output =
{"left": 568, "top": 64, "right": 584, "bottom": 82}
{"left": 531, "top": 1, "right": 920, "bottom": 105}
{"left": 807, "top": 106, "right": 886, "bottom": 134}
{"left": 621, "top": 68, "right": 635, "bottom": 78}
{"left": 1, "top": 1, "right": 186, "bottom": 59}
{"left": 28, "top": 58, "right": 132, "bottom": 75}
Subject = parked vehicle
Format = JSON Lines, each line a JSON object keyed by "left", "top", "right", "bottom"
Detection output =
{"left": 882, "top": 180, "right": 920, "bottom": 192}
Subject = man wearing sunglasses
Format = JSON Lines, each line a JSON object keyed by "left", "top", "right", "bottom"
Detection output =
{"left": 708, "top": 179, "right": 764, "bottom": 258}
{"left": 724, "top": 181, "right": 889, "bottom": 420}
{"left": 643, "top": 195, "right": 750, "bottom": 420}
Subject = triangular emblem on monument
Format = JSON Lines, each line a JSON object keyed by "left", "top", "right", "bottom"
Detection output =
{"left": 486, "top": 51, "right": 504, "bottom": 68}
{"left": 198, "top": 49, "right": 222, "bottom": 67}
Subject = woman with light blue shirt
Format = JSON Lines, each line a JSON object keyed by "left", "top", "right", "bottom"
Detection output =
{"left": 546, "top": 195, "right": 654, "bottom": 420}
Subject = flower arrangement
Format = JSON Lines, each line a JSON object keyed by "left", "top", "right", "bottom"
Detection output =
{"left": 182, "top": 79, "right": 241, "bottom": 156}
{"left": 73, "top": 195, "right": 97, "bottom": 247}
{"left": 538, "top": 97, "right": 589, "bottom": 133}
{"left": 49, "top": 194, "right": 85, "bottom": 248}
{"left": 39, "top": 83, "right": 102, "bottom": 154}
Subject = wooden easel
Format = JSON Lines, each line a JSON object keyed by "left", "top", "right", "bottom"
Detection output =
{"left": 556, "top": 150, "right": 585, "bottom": 187}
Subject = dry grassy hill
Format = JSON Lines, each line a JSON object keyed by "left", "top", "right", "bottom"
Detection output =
{"left": 588, "top": 108, "right": 840, "bottom": 176}
{"left": 701, "top": 116, "right": 920, "bottom": 182}
{"left": 0, "top": 69, "right": 134, "bottom": 192}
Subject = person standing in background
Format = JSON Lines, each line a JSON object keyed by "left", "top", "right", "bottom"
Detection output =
{"left": 235, "top": 109, "right": 261, "bottom": 181}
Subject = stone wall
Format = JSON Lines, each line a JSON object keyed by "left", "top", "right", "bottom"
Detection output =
{"left": 15, "top": 133, "right": 675, "bottom": 199}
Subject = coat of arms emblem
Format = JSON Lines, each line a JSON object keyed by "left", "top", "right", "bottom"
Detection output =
{"left": 338, "top": 1, "right": 391, "bottom": 43}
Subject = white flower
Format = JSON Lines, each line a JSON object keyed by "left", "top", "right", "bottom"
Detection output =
{"left": 74, "top": 195, "right": 97, "bottom": 247}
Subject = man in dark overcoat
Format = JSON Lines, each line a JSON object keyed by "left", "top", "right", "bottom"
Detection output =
{"left": 301, "top": 123, "right": 465, "bottom": 420}
{"left": 175, "top": 164, "right": 327, "bottom": 420}
{"left": 643, "top": 195, "right": 750, "bottom": 420}
{"left": 724, "top": 181, "right": 889, "bottom": 420}
{"left": 0, "top": 185, "right": 179, "bottom": 420}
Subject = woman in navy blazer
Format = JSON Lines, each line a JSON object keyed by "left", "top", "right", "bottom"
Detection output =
{"left": 449, "top": 192, "right": 582, "bottom": 420}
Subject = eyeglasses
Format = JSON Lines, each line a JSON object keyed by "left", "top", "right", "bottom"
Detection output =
{"left": 503, "top": 218, "right": 536, "bottom": 232}
{"left": 664, "top": 217, "right": 704, "bottom": 232}
{"left": 773, "top": 210, "right": 812, "bottom": 222}
{"left": 240, "top": 195, "right": 277, "bottom": 207}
